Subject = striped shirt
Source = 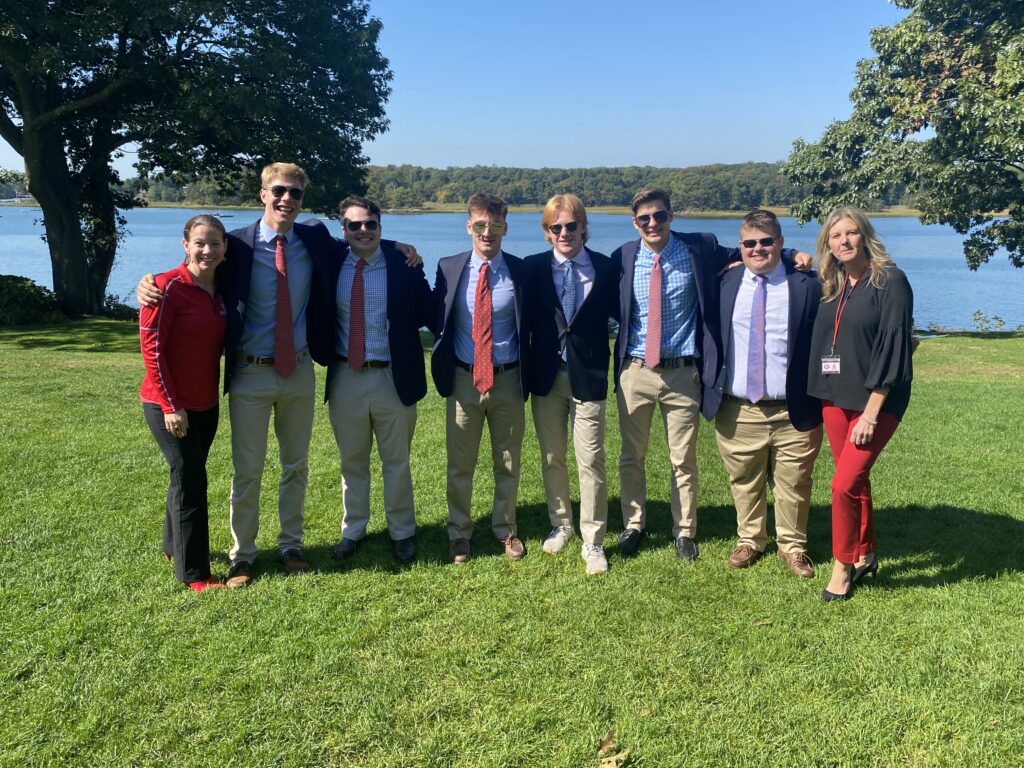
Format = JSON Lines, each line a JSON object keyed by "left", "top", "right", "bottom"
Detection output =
{"left": 336, "top": 246, "right": 390, "bottom": 361}
{"left": 626, "top": 233, "right": 699, "bottom": 359}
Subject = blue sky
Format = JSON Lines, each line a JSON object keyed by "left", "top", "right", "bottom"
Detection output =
{"left": 0, "top": 0, "right": 908, "bottom": 173}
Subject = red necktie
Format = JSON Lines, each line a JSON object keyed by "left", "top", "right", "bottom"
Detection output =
{"left": 644, "top": 253, "right": 662, "bottom": 369}
{"left": 274, "top": 235, "right": 296, "bottom": 379}
{"left": 472, "top": 262, "right": 494, "bottom": 394}
{"left": 348, "top": 257, "right": 366, "bottom": 370}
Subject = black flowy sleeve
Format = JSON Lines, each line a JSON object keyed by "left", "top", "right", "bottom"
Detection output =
{"left": 864, "top": 267, "right": 914, "bottom": 390}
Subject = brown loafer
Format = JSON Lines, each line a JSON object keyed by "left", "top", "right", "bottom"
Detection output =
{"left": 502, "top": 533, "right": 526, "bottom": 560}
{"left": 780, "top": 550, "right": 815, "bottom": 579}
{"left": 280, "top": 548, "right": 310, "bottom": 574}
{"left": 449, "top": 538, "right": 471, "bottom": 565}
{"left": 226, "top": 561, "right": 253, "bottom": 588}
{"left": 728, "top": 544, "right": 763, "bottom": 569}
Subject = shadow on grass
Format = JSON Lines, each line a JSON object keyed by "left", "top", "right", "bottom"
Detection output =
{"left": 0, "top": 319, "right": 138, "bottom": 353}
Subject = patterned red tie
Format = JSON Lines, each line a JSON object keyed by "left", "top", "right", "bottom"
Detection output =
{"left": 348, "top": 257, "right": 366, "bottom": 370}
{"left": 644, "top": 253, "right": 662, "bottom": 369}
{"left": 472, "top": 262, "right": 494, "bottom": 394}
{"left": 273, "top": 235, "right": 296, "bottom": 379}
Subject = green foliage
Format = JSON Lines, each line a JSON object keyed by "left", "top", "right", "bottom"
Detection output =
{"left": 2, "top": 322, "right": 1024, "bottom": 765}
{"left": 0, "top": 275, "right": 63, "bottom": 325}
{"left": 786, "top": 0, "right": 1024, "bottom": 269}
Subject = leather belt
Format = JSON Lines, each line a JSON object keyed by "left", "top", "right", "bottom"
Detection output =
{"left": 336, "top": 354, "right": 390, "bottom": 369}
{"left": 455, "top": 359, "right": 520, "bottom": 374}
{"left": 725, "top": 393, "right": 786, "bottom": 406}
{"left": 627, "top": 355, "right": 695, "bottom": 369}
{"left": 244, "top": 351, "right": 306, "bottom": 366}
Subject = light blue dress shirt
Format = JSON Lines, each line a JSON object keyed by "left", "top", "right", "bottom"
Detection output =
{"left": 453, "top": 252, "right": 519, "bottom": 366}
{"left": 727, "top": 259, "right": 790, "bottom": 400}
{"left": 337, "top": 246, "right": 390, "bottom": 361}
{"left": 626, "top": 233, "right": 699, "bottom": 359}
{"left": 239, "top": 221, "right": 312, "bottom": 357}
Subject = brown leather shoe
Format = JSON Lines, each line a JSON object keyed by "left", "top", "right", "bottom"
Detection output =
{"left": 226, "top": 561, "right": 253, "bottom": 588}
{"left": 780, "top": 550, "right": 815, "bottom": 579}
{"left": 502, "top": 533, "right": 526, "bottom": 560}
{"left": 449, "top": 538, "right": 471, "bottom": 565}
{"left": 280, "top": 548, "right": 310, "bottom": 574}
{"left": 728, "top": 544, "right": 763, "bottom": 569}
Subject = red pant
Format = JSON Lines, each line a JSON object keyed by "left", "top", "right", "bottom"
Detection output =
{"left": 822, "top": 403, "right": 900, "bottom": 564}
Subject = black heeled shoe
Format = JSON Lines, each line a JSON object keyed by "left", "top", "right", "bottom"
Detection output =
{"left": 852, "top": 555, "right": 879, "bottom": 585}
{"left": 821, "top": 565, "right": 855, "bottom": 603}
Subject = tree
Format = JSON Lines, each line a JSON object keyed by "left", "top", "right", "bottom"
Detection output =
{"left": 785, "top": 0, "right": 1024, "bottom": 269}
{"left": 0, "top": 0, "right": 391, "bottom": 313}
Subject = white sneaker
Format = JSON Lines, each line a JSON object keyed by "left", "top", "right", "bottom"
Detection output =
{"left": 542, "top": 526, "right": 575, "bottom": 555}
{"left": 581, "top": 543, "right": 609, "bottom": 575}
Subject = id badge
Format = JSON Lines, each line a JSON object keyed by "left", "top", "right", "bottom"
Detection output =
{"left": 821, "top": 355, "right": 841, "bottom": 375}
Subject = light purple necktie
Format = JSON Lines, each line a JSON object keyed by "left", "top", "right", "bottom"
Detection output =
{"left": 746, "top": 274, "right": 767, "bottom": 403}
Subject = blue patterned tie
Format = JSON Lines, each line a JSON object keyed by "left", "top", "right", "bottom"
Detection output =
{"left": 561, "top": 261, "right": 577, "bottom": 360}
{"left": 746, "top": 274, "right": 767, "bottom": 403}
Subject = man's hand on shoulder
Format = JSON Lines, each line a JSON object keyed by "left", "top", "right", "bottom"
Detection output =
{"left": 794, "top": 251, "right": 813, "bottom": 272}
{"left": 396, "top": 242, "right": 422, "bottom": 268}
{"left": 136, "top": 274, "right": 162, "bottom": 307}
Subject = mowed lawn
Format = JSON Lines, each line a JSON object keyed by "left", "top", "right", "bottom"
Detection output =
{"left": 1, "top": 321, "right": 1023, "bottom": 767}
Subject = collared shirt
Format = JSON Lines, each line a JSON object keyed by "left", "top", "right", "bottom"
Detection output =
{"left": 453, "top": 251, "right": 518, "bottom": 365}
{"left": 239, "top": 221, "right": 312, "bottom": 357}
{"left": 337, "top": 246, "right": 390, "bottom": 361}
{"left": 727, "top": 260, "right": 790, "bottom": 400}
{"left": 550, "top": 247, "right": 595, "bottom": 314}
{"left": 626, "top": 233, "right": 699, "bottom": 359}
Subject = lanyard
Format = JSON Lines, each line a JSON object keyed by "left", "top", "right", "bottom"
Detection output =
{"left": 830, "top": 277, "right": 857, "bottom": 354}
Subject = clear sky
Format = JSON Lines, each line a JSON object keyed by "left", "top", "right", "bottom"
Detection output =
{"left": 0, "top": 0, "right": 908, "bottom": 173}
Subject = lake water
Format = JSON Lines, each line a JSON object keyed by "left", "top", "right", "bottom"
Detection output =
{"left": 2, "top": 205, "right": 1023, "bottom": 330}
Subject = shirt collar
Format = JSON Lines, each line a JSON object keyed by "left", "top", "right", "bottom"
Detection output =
{"left": 638, "top": 232, "right": 680, "bottom": 261}
{"left": 349, "top": 245, "right": 382, "bottom": 265}
{"left": 259, "top": 220, "right": 294, "bottom": 244}
{"left": 553, "top": 246, "right": 591, "bottom": 269}
{"left": 471, "top": 251, "right": 505, "bottom": 271}
{"left": 743, "top": 258, "right": 786, "bottom": 285}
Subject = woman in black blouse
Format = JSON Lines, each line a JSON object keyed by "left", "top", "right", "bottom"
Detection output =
{"left": 808, "top": 207, "right": 913, "bottom": 602}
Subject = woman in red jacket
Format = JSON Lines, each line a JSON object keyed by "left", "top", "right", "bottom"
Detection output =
{"left": 140, "top": 214, "right": 228, "bottom": 592}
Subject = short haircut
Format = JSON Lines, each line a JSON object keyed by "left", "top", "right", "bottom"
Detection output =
{"left": 541, "top": 193, "right": 589, "bottom": 244}
{"left": 467, "top": 192, "right": 508, "bottom": 219}
{"left": 260, "top": 162, "right": 309, "bottom": 188}
{"left": 339, "top": 195, "right": 382, "bottom": 220}
{"left": 183, "top": 214, "right": 225, "bottom": 239}
{"left": 740, "top": 209, "right": 782, "bottom": 239}
{"left": 631, "top": 188, "right": 671, "bottom": 214}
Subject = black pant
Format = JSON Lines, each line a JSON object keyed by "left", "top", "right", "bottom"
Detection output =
{"left": 143, "top": 403, "right": 220, "bottom": 583}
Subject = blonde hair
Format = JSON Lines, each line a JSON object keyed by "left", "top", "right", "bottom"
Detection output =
{"left": 540, "top": 194, "right": 589, "bottom": 244}
{"left": 816, "top": 207, "right": 895, "bottom": 301}
{"left": 260, "top": 162, "right": 309, "bottom": 189}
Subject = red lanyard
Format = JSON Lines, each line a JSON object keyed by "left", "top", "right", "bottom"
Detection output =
{"left": 830, "top": 277, "right": 857, "bottom": 353}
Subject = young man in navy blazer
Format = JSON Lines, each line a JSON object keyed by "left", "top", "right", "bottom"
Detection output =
{"left": 702, "top": 209, "right": 822, "bottom": 578}
{"left": 317, "top": 196, "right": 435, "bottom": 565}
{"left": 431, "top": 193, "right": 530, "bottom": 564}
{"left": 524, "top": 194, "right": 619, "bottom": 575}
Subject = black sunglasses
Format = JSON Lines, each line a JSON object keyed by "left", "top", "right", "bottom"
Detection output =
{"left": 634, "top": 210, "right": 669, "bottom": 226}
{"left": 265, "top": 185, "right": 304, "bottom": 200}
{"left": 741, "top": 237, "right": 776, "bottom": 248}
{"left": 548, "top": 222, "right": 579, "bottom": 235}
{"left": 345, "top": 219, "right": 379, "bottom": 232}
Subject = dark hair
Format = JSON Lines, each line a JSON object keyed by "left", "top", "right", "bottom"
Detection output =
{"left": 339, "top": 195, "right": 382, "bottom": 220}
{"left": 467, "top": 192, "right": 508, "bottom": 219}
{"left": 741, "top": 209, "right": 782, "bottom": 239}
{"left": 183, "top": 214, "right": 226, "bottom": 239}
{"left": 630, "top": 188, "right": 671, "bottom": 214}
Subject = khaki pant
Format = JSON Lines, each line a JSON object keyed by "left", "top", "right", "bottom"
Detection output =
{"left": 228, "top": 355, "right": 315, "bottom": 564}
{"left": 327, "top": 363, "right": 417, "bottom": 542}
{"left": 617, "top": 358, "right": 701, "bottom": 539}
{"left": 531, "top": 369, "right": 607, "bottom": 545}
{"left": 446, "top": 366, "right": 525, "bottom": 541}
{"left": 714, "top": 397, "right": 822, "bottom": 554}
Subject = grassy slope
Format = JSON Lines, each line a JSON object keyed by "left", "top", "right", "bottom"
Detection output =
{"left": 1, "top": 322, "right": 1023, "bottom": 767}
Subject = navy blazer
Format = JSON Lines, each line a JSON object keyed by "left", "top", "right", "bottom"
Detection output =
{"left": 220, "top": 218, "right": 337, "bottom": 393}
{"left": 702, "top": 260, "right": 822, "bottom": 431}
{"left": 523, "top": 247, "right": 619, "bottom": 402}
{"left": 430, "top": 250, "right": 529, "bottom": 400}
{"left": 611, "top": 231, "right": 732, "bottom": 389}
{"left": 317, "top": 242, "right": 435, "bottom": 407}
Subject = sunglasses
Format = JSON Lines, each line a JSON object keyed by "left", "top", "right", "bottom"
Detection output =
{"left": 265, "top": 185, "right": 304, "bottom": 200}
{"left": 741, "top": 237, "right": 776, "bottom": 248}
{"left": 345, "top": 219, "right": 379, "bottom": 232}
{"left": 471, "top": 221, "right": 507, "bottom": 234}
{"left": 548, "top": 222, "right": 579, "bottom": 235}
{"left": 634, "top": 210, "right": 669, "bottom": 226}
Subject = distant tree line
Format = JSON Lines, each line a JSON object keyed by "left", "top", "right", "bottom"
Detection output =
{"left": 112, "top": 163, "right": 909, "bottom": 212}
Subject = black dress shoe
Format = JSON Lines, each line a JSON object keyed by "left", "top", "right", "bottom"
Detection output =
{"left": 852, "top": 554, "right": 878, "bottom": 584}
{"left": 392, "top": 536, "right": 416, "bottom": 563}
{"left": 331, "top": 537, "right": 362, "bottom": 560}
{"left": 821, "top": 565, "right": 855, "bottom": 602}
{"left": 618, "top": 528, "right": 645, "bottom": 557}
{"left": 675, "top": 536, "right": 699, "bottom": 561}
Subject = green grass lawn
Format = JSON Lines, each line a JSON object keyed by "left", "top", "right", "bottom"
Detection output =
{"left": 2, "top": 321, "right": 1023, "bottom": 767}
